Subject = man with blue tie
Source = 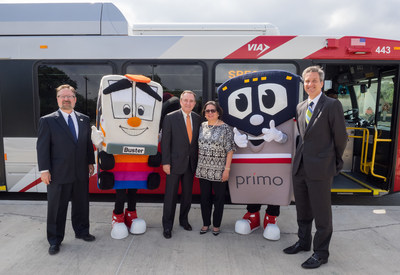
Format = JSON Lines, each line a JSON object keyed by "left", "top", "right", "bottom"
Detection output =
{"left": 283, "top": 66, "right": 348, "bottom": 268}
{"left": 37, "top": 84, "right": 95, "bottom": 255}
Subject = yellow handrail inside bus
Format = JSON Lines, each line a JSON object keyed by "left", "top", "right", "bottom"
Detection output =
{"left": 346, "top": 127, "right": 369, "bottom": 173}
{"left": 346, "top": 126, "right": 391, "bottom": 182}
{"left": 367, "top": 126, "right": 391, "bottom": 182}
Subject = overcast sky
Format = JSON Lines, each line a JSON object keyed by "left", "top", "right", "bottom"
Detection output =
{"left": 4, "top": 0, "right": 400, "bottom": 40}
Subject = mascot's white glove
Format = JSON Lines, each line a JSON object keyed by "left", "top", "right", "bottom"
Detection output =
{"left": 262, "top": 120, "right": 287, "bottom": 143}
{"left": 91, "top": 126, "right": 104, "bottom": 149}
{"left": 233, "top": 127, "right": 248, "bottom": 148}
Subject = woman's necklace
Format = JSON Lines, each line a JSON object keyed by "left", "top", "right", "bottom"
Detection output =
{"left": 207, "top": 119, "right": 219, "bottom": 129}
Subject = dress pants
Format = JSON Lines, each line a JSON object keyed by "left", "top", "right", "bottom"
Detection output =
{"left": 162, "top": 167, "right": 194, "bottom": 230}
{"left": 199, "top": 179, "right": 227, "bottom": 228}
{"left": 46, "top": 180, "right": 90, "bottom": 245}
{"left": 293, "top": 162, "right": 333, "bottom": 259}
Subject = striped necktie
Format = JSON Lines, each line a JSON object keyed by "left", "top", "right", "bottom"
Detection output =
{"left": 305, "top": 101, "right": 314, "bottom": 126}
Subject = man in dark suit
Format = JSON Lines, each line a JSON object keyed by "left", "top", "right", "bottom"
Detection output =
{"left": 37, "top": 84, "right": 95, "bottom": 255}
{"left": 161, "top": 90, "right": 201, "bottom": 239}
{"left": 283, "top": 66, "right": 348, "bottom": 269}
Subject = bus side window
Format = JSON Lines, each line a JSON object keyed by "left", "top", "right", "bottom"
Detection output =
{"left": 377, "top": 75, "right": 395, "bottom": 130}
{"left": 353, "top": 81, "right": 378, "bottom": 126}
{"left": 38, "top": 63, "right": 113, "bottom": 125}
{"left": 125, "top": 64, "right": 204, "bottom": 114}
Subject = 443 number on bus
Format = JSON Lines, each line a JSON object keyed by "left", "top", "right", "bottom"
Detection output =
{"left": 376, "top": 46, "right": 391, "bottom": 54}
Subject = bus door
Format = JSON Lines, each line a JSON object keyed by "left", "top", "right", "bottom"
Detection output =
{"left": 324, "top": 64, "right": 398, "bottom": 195}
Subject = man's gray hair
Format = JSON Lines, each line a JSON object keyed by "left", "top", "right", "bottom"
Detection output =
{"left": 302, "top": 66, "right": 325, "bottom": 82}
{"left": 180, "top": 90, "right": 196, "bottom": 100}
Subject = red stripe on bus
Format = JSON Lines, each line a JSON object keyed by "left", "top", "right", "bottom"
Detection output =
{"left": 19, "top": 178, "right": 42, "bottom": 192}
{"left": 225, "top": 36, "right": 296, "bottom": 59}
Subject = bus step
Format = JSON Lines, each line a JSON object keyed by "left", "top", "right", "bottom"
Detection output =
{"left": 331, "top": 172, "right": 388, "bottom": 196}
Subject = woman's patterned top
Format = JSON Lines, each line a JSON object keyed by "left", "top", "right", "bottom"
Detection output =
{"left": 196, "top": 122, "right": 236, "bottom": 181}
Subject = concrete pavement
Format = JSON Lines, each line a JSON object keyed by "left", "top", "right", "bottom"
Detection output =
{"left": 0, "top": 200, "right": 399, "bottom": 275}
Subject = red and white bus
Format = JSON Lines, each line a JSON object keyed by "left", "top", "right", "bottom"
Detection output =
{"left": 1, "top": 2, "right": 400, "bottom": 196}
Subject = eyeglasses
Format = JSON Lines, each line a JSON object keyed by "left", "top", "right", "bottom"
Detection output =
{"left": 205, "top": 109, "right": 217, "bottom": 113}
{"left": 57, "top": 95, "right": 75, "bottom": 99}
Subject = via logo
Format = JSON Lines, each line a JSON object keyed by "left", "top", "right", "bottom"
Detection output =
{"left": 247, "top": 43, "right": 270, "bottom": 56}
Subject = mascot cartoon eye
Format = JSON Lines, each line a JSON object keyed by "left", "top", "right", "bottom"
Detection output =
{"left": 236, "top": 94, "right": 248, "bottom": 111}
{"left": 227, "top": 87, "right": 252, "bottom": 119}
{"left": 258, "top": 83, "right": 287, "bottom": 115}
{"left": 123, "top": 104, "right": 131, "bottom": 115}
{"left": 138, "top": 105, "right": 145, "bottom": 116}
{"left": 261, "top": 89, "right": 276, "bottom": 109}
{"left": 135, "top": 86, "right": 156, "bottom": 121}
{"left": 110, "top": 87, "right": 133, "bottom": 118}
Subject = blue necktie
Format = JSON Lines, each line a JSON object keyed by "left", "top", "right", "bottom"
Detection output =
{"left": 305, "top": 101, "right": 314, "bottom": 126}
{"left": 68, "top": 114, "right": 77, "bottom": 142}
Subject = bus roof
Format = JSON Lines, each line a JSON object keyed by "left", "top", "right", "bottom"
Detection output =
{"left": 0, "top": 3, "right": 128, "bottom": 36}
{"left": 0, "top": 3, "right": 278, "bottom": 37}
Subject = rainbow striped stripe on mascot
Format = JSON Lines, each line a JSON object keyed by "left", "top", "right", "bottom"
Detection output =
{"left": 91, "top": 74, "right": 163, "bottom": 239}
{"left": 218, "top": 70, "right": 300, "bottom": 241}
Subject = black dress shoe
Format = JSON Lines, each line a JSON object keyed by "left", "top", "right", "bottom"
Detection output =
{"left": 48, "top": 244, "right": 60, "bottom": 255}
{"left": 283, "top": 241, "right": 310, "bottom": 254}
{"left": 212, "top": 228, "right": 220, "bottom": 236}
{"left": 180, "top": 223, "right": 192, "bottom": 231}
{"left": 200, "top": 226, "right": 210, "bottom": 235}
{"left": 163, "top": 229, "right": 172, "bottom": 239}
{"left": 301, "top": 253, "right": 328, "bottom": 269}
{"left": 75, "top": 233, "right": 96, "bottom": 242}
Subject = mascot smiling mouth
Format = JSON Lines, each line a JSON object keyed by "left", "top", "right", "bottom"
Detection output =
{"left": 119, "top": 125, "right": 148, "bottom": 136}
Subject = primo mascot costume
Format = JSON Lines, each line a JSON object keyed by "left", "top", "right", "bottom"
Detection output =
{"left": 218, "top": 70, "right": 300, "bottom": 240}
{"left": 91, "top": 74, "right": 163, "bottom": 239}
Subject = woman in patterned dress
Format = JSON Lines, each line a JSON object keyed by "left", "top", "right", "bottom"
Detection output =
{"left": 196, "top": 101, "right": 236, "bottom": 235}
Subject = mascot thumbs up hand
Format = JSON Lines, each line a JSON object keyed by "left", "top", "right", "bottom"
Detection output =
{"left": 262, "top": 120, "right": 287, "bottom": 143}
{"left": 233, "top": 127, "right": 248, "bottom": 148}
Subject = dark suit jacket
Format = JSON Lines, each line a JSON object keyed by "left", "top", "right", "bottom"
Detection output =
{"left": 37, "top": 110, "right": 95, "bottom": 184}
{"left": 292, "top": 93, "right": 348, "bottom": 180}
{"left": 161, "top": 109, "right": 201, "bottom": 174}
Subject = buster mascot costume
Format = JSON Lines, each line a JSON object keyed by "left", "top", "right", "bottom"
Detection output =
{"left": 218, "top": 70, "right": 300, "bottom": 240}
{"left": 91, "top": 74, "right": 163, "bottom": 239}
